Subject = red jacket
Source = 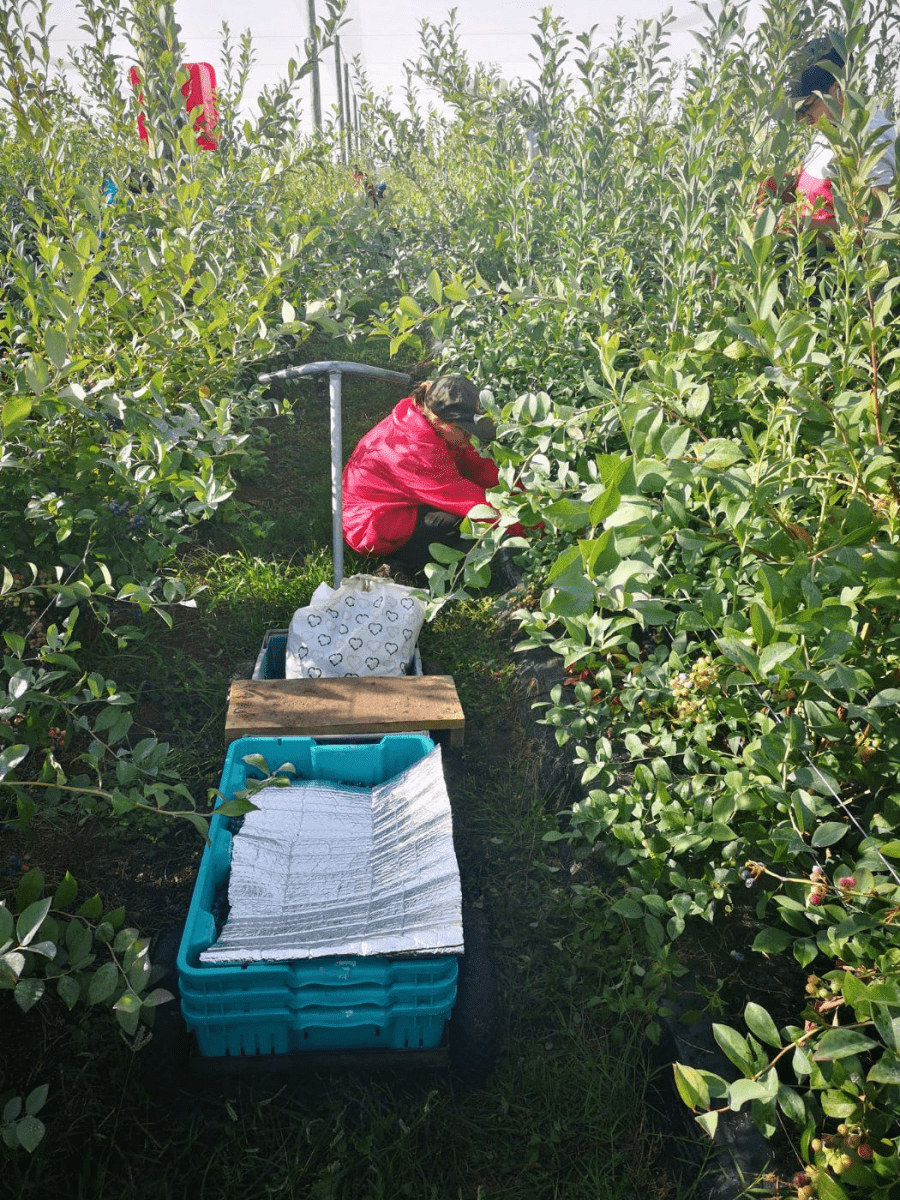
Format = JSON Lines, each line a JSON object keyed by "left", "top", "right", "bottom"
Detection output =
{"left": 342, "top": 397, "right": 523, "bottom": 555}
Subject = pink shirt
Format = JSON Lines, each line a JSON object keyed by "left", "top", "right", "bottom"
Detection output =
{"left": 342, "top": 397, "right": 523, "bottom": 555}
{"left": 796, "top": 170, "right": 835, "bottom": 222}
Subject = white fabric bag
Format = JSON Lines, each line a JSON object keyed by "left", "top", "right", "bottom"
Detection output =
{"left": 285, "top": 574, "right": 426, "bottom": 679}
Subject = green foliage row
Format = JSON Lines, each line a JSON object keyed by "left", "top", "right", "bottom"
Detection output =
{"left": 0, "top": 0, "right": 370, "bottom": 829}
{"left": 0, "top": 0, "right": 375, "bottom": 1154}
{"left": 357, "top": 0, "right": 900, "bottom": 1192}
{"left": 1, "top": 866, "right": 173, "bottom": 1153}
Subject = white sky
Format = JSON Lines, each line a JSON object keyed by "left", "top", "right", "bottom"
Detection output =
{"left": 47, "top": 0, "right": 766, "bottom": 128}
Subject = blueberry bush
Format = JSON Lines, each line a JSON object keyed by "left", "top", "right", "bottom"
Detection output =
{"left": 0, "top": 0, "right": 352, "bottom": 832}
{"left": 356, "top": 0, "right": 900, "bottom": 1193}
{"left": 0, "top": 0, "right": 357, "bottom": 1152}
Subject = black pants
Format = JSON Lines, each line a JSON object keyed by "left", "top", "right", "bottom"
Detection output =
{"left": 389, "top": 508, "right": 467, "bottom": 573}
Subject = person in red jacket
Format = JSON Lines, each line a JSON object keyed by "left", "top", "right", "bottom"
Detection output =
{"left": 342, "top": 375, "right": 527, "bottom": 574}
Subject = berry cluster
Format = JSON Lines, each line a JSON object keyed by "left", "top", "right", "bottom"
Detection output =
{"left": 671, "top": 655, "right": 721, "bottom": 722}
{"left": 738, "top": 860, "right": 765, "bottom": 890}
{"left": 0, "top": 854, "right": 29, "bottom": 878}
{"left": 105, "top": 499, "right": 147, "bottom": 531}
{"left": 805, "top": 973, "right": 843, "bottom": 1002}
{"left": 796, "top": 1123, "right": 879, "bottom": 1192}
{"left": 807, "top": 864, "right": 828, "bottom": 906}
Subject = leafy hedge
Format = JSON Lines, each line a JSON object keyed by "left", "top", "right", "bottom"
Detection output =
{"left": 0, "top": 0, "right": 359, "bottom": 1149}
{"left": 359, "top": 0, "right": 900, "bottom": 1193}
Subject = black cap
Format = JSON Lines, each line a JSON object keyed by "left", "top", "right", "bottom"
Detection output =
{"left": 423, "top": 376, "right": 496, "bottom": 441}
{"left": 785, "top": 33, "right": 845, "bottom": 101}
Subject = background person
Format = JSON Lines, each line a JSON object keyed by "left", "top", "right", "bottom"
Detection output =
{"left": 342, "top": 374, "right": 528, "bottom": 576}
{"left": 765, "top": 33, "right": 896, "bottom": 237}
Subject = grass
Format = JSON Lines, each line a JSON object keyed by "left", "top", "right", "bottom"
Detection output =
{"left": 2, "top": 365, "right": 700, "bottom": 1200}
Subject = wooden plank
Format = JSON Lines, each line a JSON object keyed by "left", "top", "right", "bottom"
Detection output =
{"left": 225, "top": 675, "right": 465, "bottom": 745}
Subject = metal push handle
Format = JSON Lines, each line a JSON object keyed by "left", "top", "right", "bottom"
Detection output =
{"left": 258, "top": 362, "right": 413, "bottom": 587}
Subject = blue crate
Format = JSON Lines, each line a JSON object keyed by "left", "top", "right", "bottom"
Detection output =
{"left": 177, "top": 734, "right": 458, "bottom": 1056}
{"left": 180, "top": 997, "right": 453, "bottom": 1056}
{"left": 251, "top": 629, "right": 288, "bottom": 680}
{"left": 178, "top": 955, "right": 459, "bottom": 1012}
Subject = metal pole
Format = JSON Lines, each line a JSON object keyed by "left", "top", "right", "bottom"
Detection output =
{"left": 343, "top": 62, "right": 352, "bottom": 157}
{"left": 256, "top": 362, "right": 413, "bottom": 589}
{"left": 334, "top": 37, "right": 345, "bottom": 163}
{"left": 328, "top": 370, "right": 344, "bottom": 587}
{"left": 353, "top": 93, "right": 359, "bottom": 156}
{"left": 306, "top": 0, "right": 322, "bottom": 133}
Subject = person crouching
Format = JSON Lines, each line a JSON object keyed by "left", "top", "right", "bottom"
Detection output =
{"left": 341, "top": 375, "right": 528, "bottom": 577}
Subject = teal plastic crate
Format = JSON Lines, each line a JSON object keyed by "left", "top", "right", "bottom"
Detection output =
{"left": 251, "top": 629, "right": 288, "bottom": 680}
{"left": 181, "top": 997, "right": 453, "bottom": 1057}
{"left": 177, "top": 734, "right": 458, "bottom": 1056}
{"left": 178, "top": 955, "right": 459, "bottom": 1013}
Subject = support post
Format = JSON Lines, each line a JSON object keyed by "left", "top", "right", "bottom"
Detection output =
{"left": 334, "top": 36, "right": 346, "bottom": 162}
{"left": 328, "top": 370, "right": 344, "bottom": 587}
{"left": 343, "top": 61, "right": 352, "bottom": 158}
{"left": 306, "top": 0, "right": 322, "bottom": 133}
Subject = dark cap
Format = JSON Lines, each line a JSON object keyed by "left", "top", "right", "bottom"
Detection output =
{"left": 423, "top": 375, "right": 496, "bottom": 441}
{"left": 785, "top": 33, "right": 846, "bottom": 101}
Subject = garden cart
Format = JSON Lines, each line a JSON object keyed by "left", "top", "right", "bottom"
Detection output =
{"left": 155, "top": 363, "right": 494, "bottom": 1088}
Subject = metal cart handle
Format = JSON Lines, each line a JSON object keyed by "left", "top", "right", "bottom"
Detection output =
{"left": 258, "top": 362, "right": 413, "bottom": 588}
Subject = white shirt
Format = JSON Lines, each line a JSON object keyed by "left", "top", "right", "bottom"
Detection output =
{"left": 804, "top": 108, "right": 897, "bottom": 188}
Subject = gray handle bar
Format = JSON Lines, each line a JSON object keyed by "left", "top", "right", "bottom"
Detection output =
{"left": 258, "top": 361, "right": 413, "bottom": 386}
{"left": 257, "top": 361, "right": 413, "bottom": 586}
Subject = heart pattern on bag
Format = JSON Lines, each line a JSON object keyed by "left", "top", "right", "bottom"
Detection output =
{"left": 285, "top": 576, "right": 425, "bottom": 680}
